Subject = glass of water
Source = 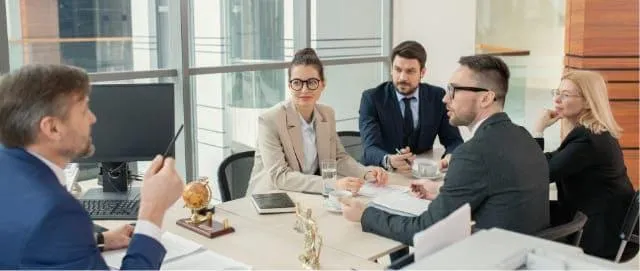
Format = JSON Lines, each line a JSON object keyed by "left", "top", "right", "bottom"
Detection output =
{"left": 321, "top": 159, "right": 338, "bottom": 198}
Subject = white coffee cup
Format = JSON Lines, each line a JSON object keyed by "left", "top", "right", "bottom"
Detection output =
{"left": 416, "top": 161, "right": 440, "bottom": 178}
{"left": 327, "top": 190, "right": 352, "bottom": 210}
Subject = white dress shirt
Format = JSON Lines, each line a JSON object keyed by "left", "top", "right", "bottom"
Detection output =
{"left": 395, "top": 87, "right": 420, "bottom": 129}
{"left": 470, "top": 116, "right": 490, "bottom": 137}
{"left": 298, "top": 110, "right": 319, "bottom": 175}
{"left": 27, "top": 150, "right": 162, "bottom": 242}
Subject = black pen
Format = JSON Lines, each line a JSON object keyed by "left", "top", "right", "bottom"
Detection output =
{"left": 395, "top": 148, "right": 413, "bottom": 165}
{"left": 162, "top": 124, "right": 184, "bottom": 158}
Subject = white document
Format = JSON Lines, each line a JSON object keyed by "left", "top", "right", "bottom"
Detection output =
{"left": 161, "top": 249, "right": 251, "bottom": 270}
{"left": 358, "top": 183, "right": 409, "bottom": 198}
{"left": 412, "top": 203, "right": 471, "bottom": 260}
{"left": 102, "top": 231, "right": 204, "bottom": 269}
{"left": 369, "top": 192, "right": 430, "bottom": 216}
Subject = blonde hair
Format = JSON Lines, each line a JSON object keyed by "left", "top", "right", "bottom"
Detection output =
{"left": 562, "top": 70, "right": 622, "bottom": 138}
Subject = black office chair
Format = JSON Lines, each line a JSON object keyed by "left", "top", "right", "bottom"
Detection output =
{"left": 217, "top": 151, "right": 255, "bottom": 202}
{"left": 535, "top": 211, "right": 588, "bottom": 246}
{"left": 615, "top": 190, "right": 639, "bottom": 263}
{"left": 337, "top": 131, "right": 363, "bottom": 162}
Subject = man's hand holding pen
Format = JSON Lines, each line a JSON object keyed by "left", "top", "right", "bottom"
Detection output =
{"left": 389, "top": 147, "right": 415, "bottom": 176}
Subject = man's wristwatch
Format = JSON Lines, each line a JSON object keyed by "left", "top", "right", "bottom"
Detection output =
{"left": 383, "top": 155, "right": 395, "bottom": 171}
{"left": 95, "top": 232, "right": 105, "bottom": 252}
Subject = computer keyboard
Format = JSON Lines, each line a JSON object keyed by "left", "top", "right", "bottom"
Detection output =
{"left": 80, "top": 199, "right": 139, "bottom": 220}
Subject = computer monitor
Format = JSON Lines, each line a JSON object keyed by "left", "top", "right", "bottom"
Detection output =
{"left": 75, "top": 83, "right": 175, "bottom": 198}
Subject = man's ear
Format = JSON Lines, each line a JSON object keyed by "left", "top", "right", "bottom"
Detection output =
{"left": 482, "top": 91, "right": 497, "bottom": 106}
{"left": 39, "top": 116, "right": 62, "bottom": 141}
{"left": 420, "top": 67, "right": 427, "bottom": 79}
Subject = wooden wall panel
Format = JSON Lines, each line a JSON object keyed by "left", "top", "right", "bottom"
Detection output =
{"left": 566, "top": 0, "right": 639, "bottom": 190}
{"left": 582, "top": 0, "right": 639, "bottom": 56}
{"left": 608, "top": 83, "right": 639, "bottom": 100}
{"left": 611, "top": 101, "right": 639, "bottom": 148}
{"left": 565, "top": 56, "right": 639, "bottom": 69}
{"left": 565, "top": 0, "right": 586, "bottom": 56}
{"left": 623, "top": 150, "right": 639, "bottom": 190}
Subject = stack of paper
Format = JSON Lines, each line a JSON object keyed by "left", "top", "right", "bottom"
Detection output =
{"left": 161, "top": 249, "right": 251, "bottom": 270}
{"left": 369, "top": 192, "right": 430, "bottom": 216}
{"left": 102, "top": 231, "right": 250, "bottom": 270}
{"left": 358, "top": 183, "right": 409, "bottom": 198}
{"left": 413, "top": 203, "right": 471, "bottom": 260}
{"left": 102, "top": 232, "right": 204, "bottom": 269}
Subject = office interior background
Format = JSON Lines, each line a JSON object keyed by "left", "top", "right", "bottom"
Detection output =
{"left": 1, "top": 0, "right": 636, "bottom": 202}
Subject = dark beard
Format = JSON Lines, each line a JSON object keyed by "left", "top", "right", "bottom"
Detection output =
{"left": 394, "top": 83, "right": 418, "bottom": 96}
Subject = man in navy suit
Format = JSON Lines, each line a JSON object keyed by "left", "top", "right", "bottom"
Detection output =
{"left": 0, "top": 64, "right": 184, "bottom": 269}
{"left": 359, "top": 41, "right": 463, "bottom": 175}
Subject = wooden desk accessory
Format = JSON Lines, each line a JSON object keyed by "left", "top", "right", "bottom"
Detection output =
{"left": 177, "top": 177, "right": 235, "bottom": 238}
{"left": 176, "top": 214, "right": 234, "bottom": 238}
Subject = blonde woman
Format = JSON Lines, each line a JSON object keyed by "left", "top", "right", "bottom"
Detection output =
{"left": 534, "top": 70, "right": 635, "bottom": 260}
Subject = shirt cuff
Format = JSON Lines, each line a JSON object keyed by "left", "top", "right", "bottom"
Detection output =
{"left": 134, "top": 219, "right": 164, "bottom": 242}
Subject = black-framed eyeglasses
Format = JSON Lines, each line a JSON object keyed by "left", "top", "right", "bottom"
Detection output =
{"left": 289, "top": 78, "right": 321, "bottom": 91}
{"left": 446, "top": 84, "right": 492, "bottom": 99}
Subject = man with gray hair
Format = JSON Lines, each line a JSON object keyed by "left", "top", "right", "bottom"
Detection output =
{"left": 0, "top": 64, "right": 184, "bottom": 269}
{"left": 342, "top": 55, "right": 550, "bottom": 245}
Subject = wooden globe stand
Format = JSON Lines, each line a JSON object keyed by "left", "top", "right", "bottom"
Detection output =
{"left": 176, "top": 210, "right": 235, "bottom": 238}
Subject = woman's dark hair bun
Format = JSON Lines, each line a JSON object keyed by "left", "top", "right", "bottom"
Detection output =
{"left": 289, "top": 48, "right": 324, "bottom": 81}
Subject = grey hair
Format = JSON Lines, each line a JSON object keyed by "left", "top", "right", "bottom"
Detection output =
{"left": 0, "top": 64, "right": 90, "bottom": 148}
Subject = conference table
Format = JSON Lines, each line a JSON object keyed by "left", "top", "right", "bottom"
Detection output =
{"left": 90, "top": 150, "right": 445, "bottom": 269}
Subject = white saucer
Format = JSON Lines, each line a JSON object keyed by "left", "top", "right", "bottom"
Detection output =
{"left": 412, "top": 171, "right": 445, "bottom": 180}
{"left": 324, "top": 201, "right": 343, "bottom": 213}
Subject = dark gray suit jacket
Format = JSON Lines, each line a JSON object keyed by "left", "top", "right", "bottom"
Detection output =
{"left": 361, "top": 113, "right": 550, "bottom": 245}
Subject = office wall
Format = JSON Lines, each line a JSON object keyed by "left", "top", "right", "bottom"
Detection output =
{"left": 393, "top": 0, "right": 477, "bottom": 89}
{"left": 312, "top": 0, "right": 384, "bottom": 131}
{"left": 392, "top": 0, "right": 476, "bottom": 140}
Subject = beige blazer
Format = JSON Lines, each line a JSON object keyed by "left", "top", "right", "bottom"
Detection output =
{"left": 247, "top": 100, "right": 370, "bottom": 194}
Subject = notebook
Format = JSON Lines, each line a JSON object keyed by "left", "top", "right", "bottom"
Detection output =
{"left": 250, "top": 192, "right": 296, "bottom": 214}
{"left": 369, "top": 192, "right": 430, "bottom": 217}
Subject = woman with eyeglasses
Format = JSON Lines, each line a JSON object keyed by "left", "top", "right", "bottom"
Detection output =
{"left": 247, "top": 48, "right": 388, "bottom": 195}
{"left": 533, "top": 70, "right": 635, "bottom": 260}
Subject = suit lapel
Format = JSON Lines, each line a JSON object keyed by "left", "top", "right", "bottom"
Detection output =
{"left": 285, "top": 101, "right": 305, "bottom": 171}
{"left": 315, "top": 109, "right": 331, "bottom": 162}
{"left": 418, "top": 85, "right": 428, "bottom": 137}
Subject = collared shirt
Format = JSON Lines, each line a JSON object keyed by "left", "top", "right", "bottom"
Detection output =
{"left": 27, "top": 150, "right": 162, "bottom": 243}
{"left": 470, "top": 117, "right": 490, "bottom": 137}
{"left": 298, "top": 110, "right": 319, "bottom": 175}
{"left": 395, "top": 87, "right": 420, "bottom": 129}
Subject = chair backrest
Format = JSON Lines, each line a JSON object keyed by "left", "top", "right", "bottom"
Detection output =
{"left": 535, "top": 211, "right": 588, "bottom": 246}
{"left": 337, "top": 131, "right": 362, "bottom": 162}
{"left": 620, "top": 191, "right": 640, "bottom": 242}
{"left": 217, "top": 151, "right": 255, "bottom": 202}
{"left": 615, "top": 191, "right": 639, "bottom": 262}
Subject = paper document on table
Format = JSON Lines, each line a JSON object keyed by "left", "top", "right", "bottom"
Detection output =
{"left": 413, "top": 203, "right": 471, "bottom": 261}
{"left": 102, "top": 231, "right": 204, "bottom": 269}
{"left": 358, "top": 183, "right": 409, "bottom": 198}
{"left": 161, "top": 249, "right": 251, "bottom": 270}
{"left": 369, "top": 192, "right": 430, "bottom": 216}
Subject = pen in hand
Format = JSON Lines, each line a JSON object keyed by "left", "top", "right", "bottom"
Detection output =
{"left": 162, "top": 124, "right": 184, "bottom": 158}
{"left": 394, "top": 148, "right": 413, "bottom": 166}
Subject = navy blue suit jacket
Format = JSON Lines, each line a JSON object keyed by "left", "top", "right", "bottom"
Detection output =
{"left": 359, "top": 82, "right": 463, "bottom": 166}
{"left": 0, "top": 147, "right": 166, "bottom": 270}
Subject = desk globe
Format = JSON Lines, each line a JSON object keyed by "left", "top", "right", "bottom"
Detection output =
{"left": 176, "top": 177, "right": 235, "bottom": 238}
{"left": 182, "top": 177, "right": 212, "bottom": 224}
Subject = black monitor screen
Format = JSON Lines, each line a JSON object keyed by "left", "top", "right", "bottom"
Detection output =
{"left": 76, "top": 83, "right": 175, "bottom": 163}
